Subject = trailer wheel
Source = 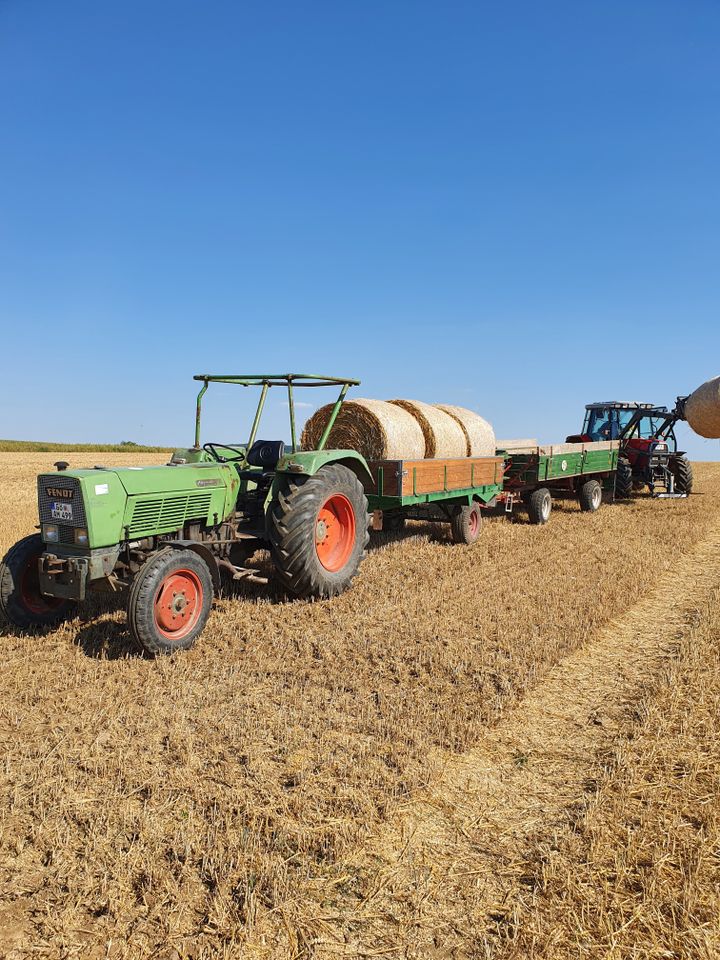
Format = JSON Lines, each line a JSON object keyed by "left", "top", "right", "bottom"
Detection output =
{"left": 527, "top": 487, "right": 552, "bottom": 524}
{"left": 670, "top": 455, "right": 693, "bottom": 495}
{"left": 0, "top": 534, "right": 73, "bottom": 630}
{"left": 127, "top": 548, "right": 213, "bottom": 655}
{"left": 269, "top": 464, "right": 369, "bottom": 599}
{"left": 451, "top": 503, "right": 482, "bottom": 544}
{"left": 614, "top": 457, "right": 633, "bottom": 500}
{"left": 579, "top": 479, "right": 603, "bottom": 512}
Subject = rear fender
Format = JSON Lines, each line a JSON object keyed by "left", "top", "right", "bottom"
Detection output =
{"left": 275, "top": 449, "right": 373, "bottom": 486}
{"left": 265, "top": 449, "right": 374, "bottom": 516}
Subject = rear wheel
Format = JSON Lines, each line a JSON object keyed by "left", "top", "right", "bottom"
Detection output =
{"left": 127, "top": 548, "right": 213, "bottom": 655}
{"left": 579, "top": 479, "right": 603, "bottom": 512}
{"left": 451, "top": 503, "right": 482, "bottom": 544}
{"left": 670, "top": 455, "right": 693, "bottom": 495}
{"left": 0, "top": 534, "right": 73, "bottom": 629}
{"left": 614, "top": 457, "right": 633, "bottom": 500}
{"left": 527, "top": 487, "right": 552, "bottom": 524}
{"left": 268, "top": 464, "right": 369, "bottom": 598}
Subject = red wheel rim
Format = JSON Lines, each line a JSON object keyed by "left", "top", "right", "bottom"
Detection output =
{"left": 468, "top": 508, "right": 479, "bottom": 538}
{"left": 154, "top": 569, "right": 203, "bottom": 641}
{"left": 315, "top": 494, "right": 356, "bottom": 572}
{"left": 20, "top": 554, "right": 64, "bottom": 615}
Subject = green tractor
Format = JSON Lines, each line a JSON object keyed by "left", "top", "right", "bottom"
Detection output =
{"left": 0, "top": 375, "right": 373, "bottom": 655}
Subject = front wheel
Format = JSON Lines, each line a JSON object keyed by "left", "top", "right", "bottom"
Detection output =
{"left": 0, "top": 534, "right": 73, "bottom": 629}
{"left": 670, "top": 455, "right": 693, "bottom": 495}
{"left": 268, "top": 464, "right": 369, "bottom": 599}
{"left": 127, "top": 548, "right": 214, "bottom": 655}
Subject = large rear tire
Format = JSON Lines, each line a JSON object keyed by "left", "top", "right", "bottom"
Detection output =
{"left": 614, "top": 457, "right": 633, "bottom": 500}
{"left": 127, "top": 548, "right": 213, "bottom": 655}
{"left": 527, "top": 487, "right": 552, "bottom": 525}
{"left": 268, "top": 464, "right": 369, "bottom": 598}
{"left": 670, "top": 455, "right": 693, "bottom": 495}
{"left": 0, "top": 534, "right": 73, "bottom": 629}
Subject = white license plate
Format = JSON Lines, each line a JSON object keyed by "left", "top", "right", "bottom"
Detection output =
{"left": 50, "top": 502, "right": 73, "bottom": 521}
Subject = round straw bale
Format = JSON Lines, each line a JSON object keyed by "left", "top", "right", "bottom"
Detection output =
{"left": 434, "top": 404, "right": 496, "bottom": 456}
{"left": 389, "top": 399, "right": 467, "bottom": 458}
{"left": 300, "top": 398, "right": 425, "bottom": 460}
{"left": 685, "top": 376, "right": 720, "bottom": 439}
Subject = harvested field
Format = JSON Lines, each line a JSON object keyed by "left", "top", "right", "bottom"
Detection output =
{"left": 1, "top": 453, "right": 720, "bottom": 958}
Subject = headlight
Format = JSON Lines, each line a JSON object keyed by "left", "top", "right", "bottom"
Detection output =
{"left": 43, "top": 523, "right": 59, "bottom": 542}
{"left": 74, "top": 528, "right": 89, "bottom": 546}
{"left": 654, "top": 442, "right": 668, "bottom": 451}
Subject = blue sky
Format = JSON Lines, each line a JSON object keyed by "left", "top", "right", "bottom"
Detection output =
{"left": 1, "top": 1, "right": 718, "bottom": 458}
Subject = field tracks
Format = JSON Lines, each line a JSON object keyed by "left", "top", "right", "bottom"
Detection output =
{"left": 308, "top": 519, "right": 720, "bottom": 956}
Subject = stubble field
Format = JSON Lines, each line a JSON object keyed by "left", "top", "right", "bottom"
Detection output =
{"left": 1, "top": 453, "right": 720, "bottom": 959}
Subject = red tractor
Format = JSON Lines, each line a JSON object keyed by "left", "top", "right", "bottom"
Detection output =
{"left": 567, "top": 400, "right": 693, "bottom": 499}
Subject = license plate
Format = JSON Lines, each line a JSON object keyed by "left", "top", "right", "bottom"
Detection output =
{"left": 50, "top": 502, "right": 73, "bottom": 521}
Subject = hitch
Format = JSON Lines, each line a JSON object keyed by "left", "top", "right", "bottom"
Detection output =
{"left": 39, "top": 554, "right": 89, "bottom": 601}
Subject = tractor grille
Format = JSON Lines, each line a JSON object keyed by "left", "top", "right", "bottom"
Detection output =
{"left": 38, "top": 476, "right": 86, "bottom": 524}
{"left": 37, "top": 476, "right": 87, "bottom": 544}
{"left": 128, "top": 493, "right": 213, "bottom": 537}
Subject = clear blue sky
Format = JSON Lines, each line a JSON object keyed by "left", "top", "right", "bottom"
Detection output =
{"left": 1, "top": 1, "right": 718, "bottom": 458}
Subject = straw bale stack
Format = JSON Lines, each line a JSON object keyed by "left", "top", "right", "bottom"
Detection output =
{"left": 434, "top": 404, "right": 496, "bottom": 456}
{"left": 300, "top": 398, "right": 425, "bottom": 460}
{"left": 685, "top": 376, "right": 720, "bottom": 439}
{"left": 389, "top": 399, "right": 467, "bottom": 458}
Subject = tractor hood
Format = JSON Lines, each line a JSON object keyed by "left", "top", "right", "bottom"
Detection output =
{"left": 38, "top": 462, "right": 239, "bottom": 549}
{"left": 109, "top": 462, "right": 232, "bottom": 496}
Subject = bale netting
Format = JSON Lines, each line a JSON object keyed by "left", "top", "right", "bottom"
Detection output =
{"left": 388, "top": 399, "right": 467, "bottom": 458}
{"left": 685, "top": 376, "right": 720, "bottom": 439}
{"left": 300, "top": 398, "right": 426, "bottom": 461}
{"left": 434, "top": 404, "right": 496, "bottom": 456}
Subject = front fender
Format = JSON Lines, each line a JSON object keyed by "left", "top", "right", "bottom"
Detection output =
{"left": 160, "top": 541, "right": 221, "bottom": 591}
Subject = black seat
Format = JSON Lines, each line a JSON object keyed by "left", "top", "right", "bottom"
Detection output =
{"left": 236, "top": 440, "right": 285, "bottom": 482}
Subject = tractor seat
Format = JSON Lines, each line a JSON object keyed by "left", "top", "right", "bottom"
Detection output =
{"left": 236, "top": 439, "right": 285, "bottom": 482}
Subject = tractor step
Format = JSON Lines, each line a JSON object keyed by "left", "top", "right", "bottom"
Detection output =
{"left": 653, "top": 492, "right": 688, "bottom": 499}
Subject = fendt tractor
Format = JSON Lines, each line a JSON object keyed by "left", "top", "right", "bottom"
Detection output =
{"left": 567, "top": 399, "right": 694, "bottom": 499}
{"left": 0, "top": 375, "right": 377, "bottom": 655}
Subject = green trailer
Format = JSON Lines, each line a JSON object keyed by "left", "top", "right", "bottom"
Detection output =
{"left": 497, "top": 439, "right": 620, "bottom": 524}
{"left": 363, "top": 454, "right": 505, "bottom": 543}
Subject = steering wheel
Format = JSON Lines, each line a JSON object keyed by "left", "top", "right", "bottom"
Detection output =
{"left": 202, "top": 443, "right": 246, "bottom": 463}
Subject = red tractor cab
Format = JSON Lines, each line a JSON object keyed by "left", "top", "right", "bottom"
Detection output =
{"left": 567, "top": 401, "right": 693, "bottom": 498}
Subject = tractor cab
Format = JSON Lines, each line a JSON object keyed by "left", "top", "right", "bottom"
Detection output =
{"left": 575, "top": 402, "right": 679, "bottom": 450}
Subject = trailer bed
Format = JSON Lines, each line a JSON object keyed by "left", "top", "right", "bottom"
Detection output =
{"left": 499, "top": 440, "right": 620, "bottom": 490}
{"left": 365, "top": 456, "right": 504, "bottom": 509}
